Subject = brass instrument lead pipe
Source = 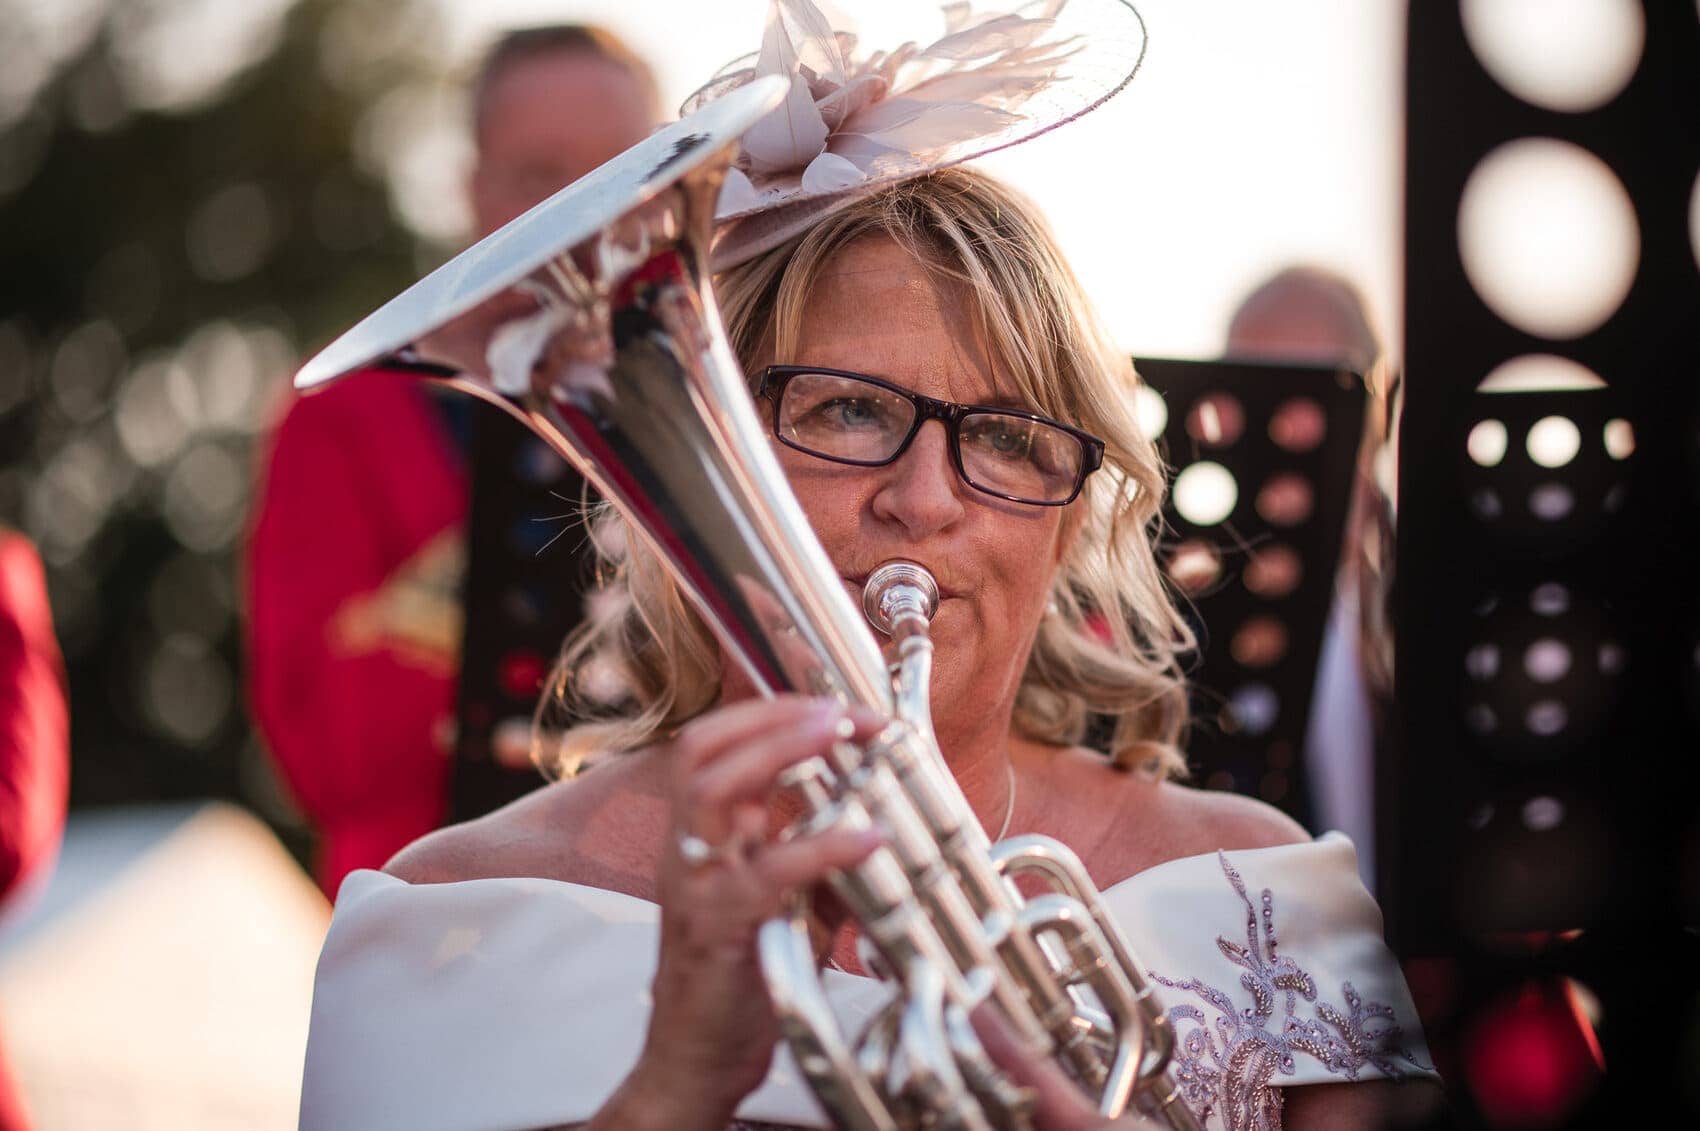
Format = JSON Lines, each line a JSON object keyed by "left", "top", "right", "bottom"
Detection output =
{"left": 863, "top": 565, "right": 1123, "bottom": 1093}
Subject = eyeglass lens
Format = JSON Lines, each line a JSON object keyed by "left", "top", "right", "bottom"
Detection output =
{"left": 774, "top": 370, "right": 1086, "bottom": 503}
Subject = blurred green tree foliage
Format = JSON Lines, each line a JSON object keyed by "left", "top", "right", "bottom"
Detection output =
{"left": 0, "top": 0, "right": 457, "bottom": 852}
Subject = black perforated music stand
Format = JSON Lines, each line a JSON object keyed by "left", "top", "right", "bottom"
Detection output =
{"left": 1133, "top": 357, "right": 1369, "bottom": 830}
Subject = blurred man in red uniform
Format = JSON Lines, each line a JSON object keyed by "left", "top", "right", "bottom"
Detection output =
{"left": 246, "top": 27, "right": 659, "bottom": 898}
{"left": 0, "top": 526, "right": 70, "bottom": 1130}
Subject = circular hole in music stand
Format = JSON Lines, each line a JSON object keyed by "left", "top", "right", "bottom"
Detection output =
{"left": 514, "top": 437, "right": 569, "bottom": 485}
{"left": 1601, "top": 418, "right": 1634, "bottom": 462}
{"left": 1243, "top": 544, "right": 1302, "bottom": 599}
{"left": 1529, "top": 484, "right": 1576, "bottom": 522}
{"left": 1531, "top": 584, "right": 1571, "bottom": 617}
{"left": 1468, "top": 420, "right": 1510, "bottom": 467}
{"left": 1527, "top": 416, "right": 1583, "bottom": 469}
{"left": 1478, "top": 355, "right": 1607, "bottom": 395}
{"left": 1466, "top": 643, "right": 1502, "bottom": 681}
{"left": 1521, "top": 795, "right": 1567, "bottom": 832}
{"left": 1526, "top": 700, "right": 1569, "bottom": 738}
{"left": 1470, "top": 488, "right": 1504, "bottom": 521}
{"left": 1184, "top": 393, "right": 1246, "bottom": 448}
{"left": 1466, "top": 703, "right": 1498, "bottom": 736}
{"left": 501, "top": 585, "right": 546, "bottom": 627}
{"left": 498, "top": 649, "right": 547, "bottom": 700}
{"left": 1269, "top": 397, "right": 1327, "bottom": 453}
{"left": 1689, "top": 164, "right": 1700, "bottom": 278}
{"left": 1524, "top": 639, "right": 1573, "bottom": 683}
{"left": 1255, "top": 473, "right": 1314, "bottom": 527}
{"left": 1230, "top": 616, "right": 1288, "bottom": 668}
{"left": 508, "top": 512, "right": 562, "bottom": 557}
{"left": 1458, "top": 139, "right": 1639, "bottom": 340}
{"left": 1173, "top": 462, "right": 1238, "bottom": 526}
{"left": 1166, "top": 539, "right": 1223, "bottom": 595}
{"left": 1135, "top": 384, "right": 1168, "bottom": 442}
{"left": 1226, "top": 683, "right": 1279, "bottom": 736}
{"left": 1461, "top": 0, "right": 1644, "bottom": 113}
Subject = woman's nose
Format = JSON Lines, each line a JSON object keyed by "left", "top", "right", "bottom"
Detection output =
{"left": 871, "top": 421, "right": 966, "bottom": 536}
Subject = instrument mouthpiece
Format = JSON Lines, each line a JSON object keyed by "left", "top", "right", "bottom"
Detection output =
{"left": 862, "top": 561, "right": 939, "bottom": 635}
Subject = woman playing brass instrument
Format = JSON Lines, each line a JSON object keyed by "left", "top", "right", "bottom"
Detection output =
{"left": 300, "top": 4, "right": 1439, "bottom": 1129}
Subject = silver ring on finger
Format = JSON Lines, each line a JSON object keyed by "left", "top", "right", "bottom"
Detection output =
{"left": 676, "top": 831, "right": 743, "bottom": 869}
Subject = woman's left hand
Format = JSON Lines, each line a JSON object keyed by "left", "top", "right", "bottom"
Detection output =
{"left": 970, "top": 1006, "right": 1161, "bottom": 1130}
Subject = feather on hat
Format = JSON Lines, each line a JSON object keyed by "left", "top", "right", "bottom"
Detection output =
{"left": 685, "top": 0, "right": 1148, "bottom": 269}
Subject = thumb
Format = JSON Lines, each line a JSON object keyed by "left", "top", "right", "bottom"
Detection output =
{"left": 969, "top": 1005, "right": 1115, "bottom": 1130}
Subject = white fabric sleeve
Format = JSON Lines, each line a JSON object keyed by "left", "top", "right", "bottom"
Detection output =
{"left": 1102, "top": 833, "right": 1438, "bottom": 1129}
{"left": 300, "top": 869, "right": 663, "bottom": 1131}
{"left": 300, "top": 870, "right": 861, "bottom": 1130}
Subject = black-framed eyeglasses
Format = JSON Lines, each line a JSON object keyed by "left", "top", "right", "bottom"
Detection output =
{"left": 757, "top": 365, "right": 1105, "bottom": 506}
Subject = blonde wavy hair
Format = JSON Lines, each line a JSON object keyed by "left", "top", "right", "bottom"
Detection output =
{"left": 539, "top": 167, "right": 1193, "bottom": 779}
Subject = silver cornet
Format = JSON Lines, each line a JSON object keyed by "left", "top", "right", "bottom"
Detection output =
{"left": 296, "top": 76, "right": 1197, "bottom": 1131}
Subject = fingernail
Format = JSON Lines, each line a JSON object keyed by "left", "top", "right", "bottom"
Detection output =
{"left": 847, "top": 705, "right": 887, "bottom": 729}
{"left": 854, "top": 827, "right": 887, "bottom": 851}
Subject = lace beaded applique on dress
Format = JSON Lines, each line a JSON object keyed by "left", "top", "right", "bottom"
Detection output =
{"left": 1148, "top": 852, "right": 1431, "bottom": 1131}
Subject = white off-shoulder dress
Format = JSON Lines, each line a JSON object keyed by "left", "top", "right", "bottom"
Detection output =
{"left": 300, "top": 832, "right": 1436, "bottom": 1131}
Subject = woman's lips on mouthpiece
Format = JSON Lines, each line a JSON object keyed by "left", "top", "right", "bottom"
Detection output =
{"left": 843, "top": 565, "right": 959, "bottom": 600}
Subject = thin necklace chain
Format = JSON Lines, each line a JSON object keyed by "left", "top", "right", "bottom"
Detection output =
{"left": 995, "top": 759, "right": 1017, "bottom": 840}
{"left": 827, "top": 760, "right": 1017, "bottom": 975}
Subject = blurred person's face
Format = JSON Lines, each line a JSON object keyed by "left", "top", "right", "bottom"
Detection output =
{"left": 1224, "top": 279, "right": 1378, "bottom": 373}
{"left": 1226, "top": 297, "right": 1368, "bottom": 370}
{"left": 469, "top": 52, "right": 656, "bottom": 238}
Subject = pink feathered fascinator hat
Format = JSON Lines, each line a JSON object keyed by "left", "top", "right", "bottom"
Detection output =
{"left": 687, "top": 0, "right": 1148, "bottom": 270}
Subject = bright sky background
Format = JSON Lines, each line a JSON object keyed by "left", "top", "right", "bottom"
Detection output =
{"left": 429, "top": 0, "right": 1407, "bottom": 362}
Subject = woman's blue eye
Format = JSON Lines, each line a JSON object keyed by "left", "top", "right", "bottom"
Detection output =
{"left": 810, "top": 397, "right": 886, "bottom": 428}
{"left": 974, "top": 421, "right": 1036, "bottom": 460}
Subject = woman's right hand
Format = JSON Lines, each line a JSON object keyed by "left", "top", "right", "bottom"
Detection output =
{"left": 616, "top": 695, "right": 888, "bottom": 1129}
{"left": 970, "top": 1006, "right": 1163, "bottom": 1131}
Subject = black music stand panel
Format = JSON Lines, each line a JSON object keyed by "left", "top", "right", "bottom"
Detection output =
{"left": 1134, "top": 356, "right": 1369, "bottom": 831}
{"left": 1397, "top": 2, "right": 1700, "bottom": 1123}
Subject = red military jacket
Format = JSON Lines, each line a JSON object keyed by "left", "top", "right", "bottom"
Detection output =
{"left": 0, "top": 528, "right": 67, "bottom": 904}
{"left": 0, "top": 528, "right": 69, "bottom": 1131}
{"left": 246, "top": 368, "right": 467, "bottom": 897}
